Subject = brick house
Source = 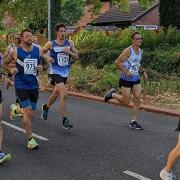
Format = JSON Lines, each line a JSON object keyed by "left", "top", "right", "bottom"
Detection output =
{"left": 67, "top": 0, "right": 111, "bottom": 34}
{"left": 89, "top": 0, "right": 159, "bottom": 30}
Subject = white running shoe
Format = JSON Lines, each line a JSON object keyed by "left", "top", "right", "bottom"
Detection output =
{"left": 160, "top": 168, "right": 172, "bottom": 180}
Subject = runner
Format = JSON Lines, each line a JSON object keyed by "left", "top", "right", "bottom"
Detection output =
{"left": 3, "top": 33, "right": 21, "bottom": 89}
{"left": 2, "top": 33, "right": 22, "bottom": 119}
{"left": 41, "top": 23, "right": 78, "bottom": 129}
{"left": 104, "top": 32, "right": 148, "bottom": 130}
{"left": 160, "top": 119, "right": 180, "bottom": 180}
{"left": 8, "top": 28, "right": 43, "bottom": 149}
{"left": 0, "top": 48, "right": 11, "bottom": 163}
{"left": 32, "top": 35, "right": 41, "bottom": 49}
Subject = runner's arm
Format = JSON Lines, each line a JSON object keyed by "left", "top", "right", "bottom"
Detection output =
{"left": 37, "top": 48, "right": 44, "bottom": 72}
{"left": 42, "top": 41, "right": 54, "bottom": 63}
{"left": 68, "top": 40, "right": 78, "bottom": 60}
{"left": 3, "top": 48, "right": 18, "bottom": 75}
{"left": 115, "top": 48, "right": 132, "bottom": 76}
{"left": 139, "top": 66, "right": 148, "bottom": 80}
{"left": 3, "top": 46, "right": 11, "bottom": 64}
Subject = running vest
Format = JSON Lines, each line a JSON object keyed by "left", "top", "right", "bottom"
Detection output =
{"left": 49, "top": 40, "right": 71, "bottom": 77}
{"left": 14, "top": 45, "right": 41, "bottom": 89}
{"left": 120, "top": 46, "right": 142, "bottom": 81}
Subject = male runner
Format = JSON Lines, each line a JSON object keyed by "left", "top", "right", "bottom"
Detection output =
{"left": 41, "top": 23, "right": 78, "bottom": 129}
{"left": 104, "top": 32, "right": 148, "bottom": 130}
{"left": 8, "top": 29, "right": 43, "bottom": 149}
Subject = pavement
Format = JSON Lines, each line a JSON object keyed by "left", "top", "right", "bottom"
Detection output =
{"left": 0, "top": 85, "right": 180, "bottom": 180}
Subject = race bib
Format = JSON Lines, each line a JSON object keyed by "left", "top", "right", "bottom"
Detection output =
{"left": 129, "top": 63, "right": 140, "bottom": 75}
{"left": 57, "top": 53, "right": 69, "bottom": 66}
{"left": 24, "top": 58, "right": 37, "bottom": 75}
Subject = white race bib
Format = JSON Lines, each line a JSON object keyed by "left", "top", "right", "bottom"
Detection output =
{"left": 57, "top": 53, "right": 69, "bottom": 66}
{"left": 129, "top": 63, "right": 140, "bottom": 75}
{"left": 24, "top": 58, "right": 37, "bottom": 75}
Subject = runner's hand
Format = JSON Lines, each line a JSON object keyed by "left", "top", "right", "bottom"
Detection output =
{"left": 10, "top": 68, "right": 18, "bottom": 75}
{"left": 47, "top": 57, "right": 54, "bottom": 63}
{"left": 126, "top": 71, "right": 133, "bottom": 77}
{"left": 37, "top": 65, "right": 43, "bottom": 72}
{"left": 143, "top": 72, "right": 148, "bottom": 80}
{"left": 63, "top": 47, "right": 71, "bottom": 54}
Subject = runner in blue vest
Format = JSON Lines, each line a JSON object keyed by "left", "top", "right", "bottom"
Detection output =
{"left": 8, "top": 29, "right": 43, "bottom": 149}
{"left": 104, "top": 32, "right": 148, "bottom": 130}
{"left": 41, "top": 24, "right": 78, "bottom": 129}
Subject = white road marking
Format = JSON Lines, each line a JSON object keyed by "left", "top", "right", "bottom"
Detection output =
{"left": 2, "top": 121, "right": 49, "bottom": 141}
{"left": 123, "top": 170, "right": 152, "bottom": 180}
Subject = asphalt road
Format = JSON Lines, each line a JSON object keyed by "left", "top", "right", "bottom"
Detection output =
{"left": 0, "top": 85, "right": 179, "bottom": 180}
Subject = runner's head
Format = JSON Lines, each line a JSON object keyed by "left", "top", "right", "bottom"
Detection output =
{"left": 32, "top": 35, "right": 38, "bottom": 44}
{"left": 131, "top": 32, "right": 142, "bottom": 47}
{"left": 14, "top": 33, "right": 21, "bottom": 45}
{"left": 55, "top": 24, "right": 66, "bottom": 40}
{"left": 20, "top": 29, "right": 33, "bottom": 46}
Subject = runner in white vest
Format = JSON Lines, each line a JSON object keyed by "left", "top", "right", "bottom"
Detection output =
{"left": 104, "top": 32, "right": 148, "bottom": 130}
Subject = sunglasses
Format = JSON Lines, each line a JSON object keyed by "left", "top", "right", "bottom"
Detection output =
{"left": 134, "top": 37, "right": 143, "bottom": 40}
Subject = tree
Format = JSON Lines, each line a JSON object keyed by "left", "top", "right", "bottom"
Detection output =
{"left": 60, "top": 0, "right": 84, "bottom": 25}
{"left": 0, "top": 0, "right": 47, "bottom": 31}
{"left": 160, "top": 0, "right": 180, "bottom": 28}
{"left": 0, "top": 0, "right": 159, "bottom": 33}
{"left": 50, "top": 0, "right": 61, "bottom": 38}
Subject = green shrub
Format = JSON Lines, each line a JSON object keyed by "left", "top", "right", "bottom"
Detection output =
{"left": 72, "top": 28, "right": 180, "bottom": 75}
{"left": 69, "top": 64, "right": 180, "bottom": 96}
{"left": 78, "top": 49, "right": 120, "bottom": 68}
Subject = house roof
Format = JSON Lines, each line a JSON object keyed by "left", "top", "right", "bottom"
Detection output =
{"left": 90, "top": 0, "right": 159, "bottom": 25}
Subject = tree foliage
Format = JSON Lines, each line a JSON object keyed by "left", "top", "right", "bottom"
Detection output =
{"left": 1, "top": 0, "right": 178, "bottom": 33}
{"left": 60, "top": 0, "right": 85, "bottom": 25}
{"left": 0, "top": 0, "right": 47, "bottom": 31}
{"left": 160, "top": 0, "right": 180, "bottom": 28}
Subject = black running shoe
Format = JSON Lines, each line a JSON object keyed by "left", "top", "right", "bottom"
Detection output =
{"left": 104, "top": 88, "right": 116, "bottom": 102}
{"left": 41, "top": 104, "right": 49, "bottom": 120}
{"left": 62, "top": 119, "right": 73, "bottom": 129}
{"left": 129, "top": 121, "right": 143, "bottom": 130}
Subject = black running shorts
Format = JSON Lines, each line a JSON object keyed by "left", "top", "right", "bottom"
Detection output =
{"left": 119, "top": 79, "right": 140, "bottom": 89}
{"left": 51, "top": 74, "right": 67, "bottom": 85}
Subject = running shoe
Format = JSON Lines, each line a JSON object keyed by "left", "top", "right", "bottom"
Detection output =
{"left": 0, "top": 152, "right": 11, "bottom": 164}
{"left": 27, "top": 138, "right": 39, "bottom": 150}
{"left": 62, "top": 119, "right": 73, "bottom": 129}
{"left": 104, "top": 88, "right": 116, "bottom": 102}
{"left": 9, "top": 104, "right": 19, "bottom": 120}
{"left": 160, "top": 168, "right": 172, "bottom": 180}
{"left": 129, "top": 121, "right": 143, "bottom": 130}
{"left": 41, "top": 104, "right": 49, "bottom": 120}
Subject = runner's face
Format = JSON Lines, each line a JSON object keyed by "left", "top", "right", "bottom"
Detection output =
{"left": 14, "top": 35, "right": 21, "bottom": 45}
{"left": 132, "top": 34, "right": 142, "bottom": 47}
{"left": 57, "top": 27, "right": 66, "bottom": 40}
{"left": 32, "top": 36, "right": 38, "bottom": 44}
{"left": 22, "top": 32, "right": 32, "bottom": 45}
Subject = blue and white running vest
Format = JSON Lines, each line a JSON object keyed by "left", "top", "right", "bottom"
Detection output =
{"left": 49, "top": 40, "right": 71, "bottom": 77}
{"left": 120, "top": 46, "right": 142, "bottom": 81}
{"left": 14, "top": 46, "right": 41, "bottom": 89}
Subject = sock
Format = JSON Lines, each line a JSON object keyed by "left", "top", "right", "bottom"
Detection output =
{"left": 14, "top": 109, "right": 19, "bottom": 114}
{"left": 63, "top": 117, "right": 67, "bottom": 121}
{"left": 131, "top": 120, "right": 136, "bottom": 123}
{"left": 44, "top": 104, "right": 49, "bottom": 109}
{"left": 111, "top": 93, "right": 115, "bottom": 98}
